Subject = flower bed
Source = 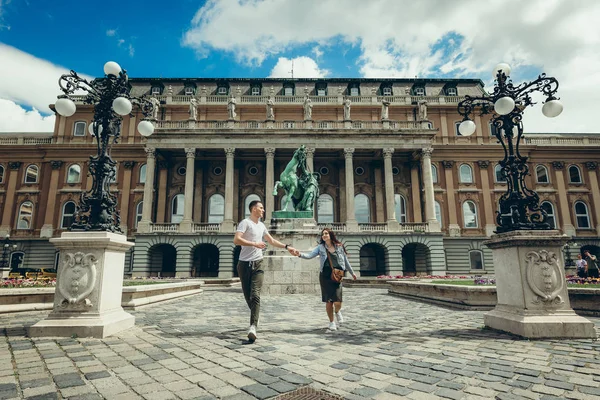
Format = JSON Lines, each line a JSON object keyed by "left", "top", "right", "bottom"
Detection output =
{"left": 1, "top": 279, "right": 57, "bottom": 288}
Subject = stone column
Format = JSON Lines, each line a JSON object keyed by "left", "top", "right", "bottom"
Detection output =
{"left": 222, "top": 148, "right": 236, "bottom": 232}
{"left": 0, "top": 162, "right": 21, "bottom": 236}
{"left": 305, "top": 147, "right": 315, "bottom": 173}
{"left": 119, "top": 161, "right": 135, "bottom": 234}
{"left": 137, "top": 148, "right": 156, "bottom": 233}
{"left": 41, "top": 161, "right": 63, "bottom": 238}
{"left": 180, "top": 148, "right": 196, "bottom": 233}
{"left": 421, "top": 148, "right": 440, "bottom": 232}
{"left": 383, "top": 148, "right": 398, "bottom": 231}
{"left": 410, "top": 161, "right": 422, "bottom": 223}
{"left": 585, "top": 161, "right": 600, "bottom": 235}
{"left": 440, "top": 111, "right": 449, "bottom": 145}
{"left": 265, "top": 148, "right": 275, "bottom": 222}
{"left": 344, "top": 148, "right": 358, "bottom": 231}
{"left": 156, "top": 162, "right": 169, "bottom": 224}
{"left": 552, "top": 161, "right": 575, "bottom": 236}
{"left": 442, "top": 160, "right": 460, "bottom": 236}
{"left": 477, "top": 160, "right": 496, "bottom": 237}
{"left": 127, "top": 115, "right": 136, "bottom": 144}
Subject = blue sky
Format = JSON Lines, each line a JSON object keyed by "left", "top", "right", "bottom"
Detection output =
{"left": 1, "top": 0, "right": 599, "bottom": 133}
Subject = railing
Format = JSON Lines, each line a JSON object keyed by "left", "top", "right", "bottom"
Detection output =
{"left": 524, "top": 137, "right": 600, "bottom": 146}
{"left": 150, "top": 223, "right": 179, "bottom": 233}
{"left": 0, "top": 138, "right": 18, "bottom": 145}
{"left": 206, "top": 95, "right": 228, "bottom": 103}
{"left": 0, "top": 136, "right": 53, "bottom": 145}
{"left": 359, "top": 223, "right": 388, "bottom": 232}
{"left": 400, "top": 223, "right": 429, "bottom": 233}
{"left": 317, "top": 223, "right": 347, "bottom": 232}
{"left": 23, "top": 138, "right": 53, "bottom": 144}
{"left": 192, "top": 223, "right": 220, "bottom": 232}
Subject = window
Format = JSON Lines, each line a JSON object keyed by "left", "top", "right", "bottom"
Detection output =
{"left": 355, "top": 194, "right": 370, "bottom": 223}
{"left": 151, "top": 86, "right": 161, "bottom": 95}
{"left": 184, "top": 86, "right": 194, "bottom": 96}
{"left": 316, "top": 83, "right": 327, "bottom": 96}
{"left": 251, "top": 86, "right": 261, "bottom": 96}
{"left": 217, "top": 86, "right": 228, "bottom": 95}
{"left": 541, "top": 201, "right": 556, "bottom": 229}
{"left": 413, "top": 87, "right": 425, "bottom": 96}
{"left": 349, "top": 85, "right": 360, "bottom": 96}
{"left": 244, "top": 194, "right": 261, "bottom": 219}
{"left": 24, "top": 165, "right": 38, "bottom": 183}
{"left": 280, "top": 195, "right": 295, "bottom": 212}
{"left": 569, "top": 165, "right": 582, "bottom": 183}
{"left": 469, "top": 250, "right": 484, "bottom": 270}
{"left": 283, "top": 84, "right": 294, "bottom": 96}
{"left": 463, "top": 201, "right": 478, "bottom": 228}
{"left": 10, "top": 251, "right": 24, "bottom": 270}
{"left": 494, "top": 164, "right": 506, "bottom": 182}
{"left": 135, "top": 201, "right": 143, "bottom": 227}
{"left": 139, "top": 164, "right": 147, "bottom": 184}
{"left": 0, "top": 165, "right": 4, "bottom": 184}
{"left": 66, "top": 164, "right": 81, "bottom": 183}
{"left": 61, "top": 201, "right": 76, "bottom": 228}
{"left": 459, "top": 164, "right": 473, "bottom": 183}
{"left": 489, "top": 122, "right": 499, "bottom": 137}
{"left": 455, "top": 121, "right": 462, "bottom": 136}
{"left": 431, "top": 164, "right": 438, "bottom": 183}
{"left": 445, "top": 87, "right": 457, "bottom": 96}
{"left": 382, "top": 86, "right": 392, "bottom": 96}
{"left": 434, "top": 201, "right": 442, "bottom": 227}
{"left": 208, "top": 194, "right": 225, "bottom": 223}
{"left": 73, "top": 121, "right": 86, "bottom": 136}
{"left": 574, "top": 201, "right": 590, "bottom": 228}
{"left": 17, "top": 201, "right": 33, "bottom": 229}
{"left": 394, "top": 194, "right": 407, "bottom": 223}
{"left": 317, "top": 194, "right": 334, "bottom": 223}
{"left": 536, "top": 165, "right": 549, "bottom": 183}
{"left": 171, "top": 194, "right": 184, "bottom": 223}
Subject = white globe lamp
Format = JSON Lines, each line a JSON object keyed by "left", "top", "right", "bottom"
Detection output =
{"left": 494, "top": 96, "right": 515, "bottom": 115}
{"left": 104, "top": 61, "right": 121, "bottom": 76}
{"left": 88, "top": 122, "right": 103, "bottom": 136}
{"left": 492, "top": 63, "right": 511, "bottom": 78}
{"left": 112, "top": 97, "right": 132, "bottom": 116}
{"left": 458, "top": 120, "right": 476, "bottom": 136}
{"left": 542, "top": 99, "right": 563, "bottom": 118}
{"left": 55, "top": 98, "right": 76, "bottom": 117}
{"left": 138, "top": 120, "right": 154, "bottom": 137}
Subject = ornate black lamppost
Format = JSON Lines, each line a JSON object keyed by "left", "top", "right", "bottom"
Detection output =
{"left": 457, "top": 63, "right": 563, "bottom": 233}
{"left": 54, "top": 62, "right": 155, "bottom": 232}
{"left": 1, "top": 234, "right": 18, "bottom": 271}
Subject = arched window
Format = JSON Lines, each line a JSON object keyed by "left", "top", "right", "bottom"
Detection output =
{"left": 317, "top": 194, "right": 334, "bottom": 223}
{"left": 73, "top": 121, "right": 86, "bottom": 136}
{"left": 463, "top": 201, "right": 478, "bottom": 228}
{"left": 66, "top": 164, "right": 81, "bottom": 183}
{"left": 280, "top": 195, "right": 295, "bottom": 212}
{"left": 24, "top": 164, "right": 38, "bottom": 183}
{"left": 17, "top": 201, "right": 33, "bottom": 229}
{"left": 171, "top": 194, "right": 184, "bottom": 223}
{"left": 434, "top": 200, "right": 442, "bottom": 227}
{"left": 10, "top": 251, "right": 24, "bottom": 270}
{"left": 494, "top": 164, "right": 506, "bottom": 182}
{"left": 540, "top": 201, "right": 556, "bottom": 229}
{"left": 355, "top": 194, "right": 370, "bottom": 223}
{"left": 431, "top": 164, "right": 438, "bottom": 183}
{"left": 459, "top": 164, "right": 473, "bottom": 183}
{"left": 574, "top": 201, "right": 590, "bottom": 228}
{"left": 244, "top": 194, "right": 261, "bottom": 219}
{"left": 208, "top": 194, "right": 225, "bottom": 223}
{"left": 135, "top": 201, "right": 143, "bottom": 227}
{"left": 569, "top": 165, "right": 582, "bottom": 183}
{"left": 61, "top": 201, "right": 76, "bottom": 228}
{"left": 469, "top": 250, "right": 484, "bottom": 270}
{"left": 489, "top": 122, "right": 499, "bottom": 137}
{"left": 0, "top": 164, "right": 4, "bottom": 183}
{"left": 536, "top": 165, "right": 549, "bottom": 183}
{"left": 139, "top": 164, "right": 147, "bottom": 184}
{"left": 394, "top": 194, "right": 407, "bottom": 223}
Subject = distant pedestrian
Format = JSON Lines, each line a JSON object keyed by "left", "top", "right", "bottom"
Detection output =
{"left": 584, "top": 250, "right": 598, "bottom": 279}
{"left": 576, "top": 254, "right": 588, "bottom": 279}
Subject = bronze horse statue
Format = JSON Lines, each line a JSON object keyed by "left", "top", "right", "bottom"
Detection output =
{"left": 273, "top": 145, "right": 307, "bottom": 211}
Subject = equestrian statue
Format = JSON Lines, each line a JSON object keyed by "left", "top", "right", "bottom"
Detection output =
{"left": 273, "top": 145, "right": 320, "bottom": 212}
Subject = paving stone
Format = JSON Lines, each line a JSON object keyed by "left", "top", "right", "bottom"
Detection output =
{"left": 434, "top": 388, "right": 464, "bottom": 400}
{"left": 240, "top": 383, "right": 278, "bottom": 399}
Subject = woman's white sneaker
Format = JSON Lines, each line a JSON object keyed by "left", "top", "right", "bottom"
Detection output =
{"left": 328, "top": 322, "right": 337, "bottom": 331}
{"left": 247, "top": 325, "right": 257, "bottom": 342}
{"left": 335, "top": 311, "right": 343, "bottom": 325}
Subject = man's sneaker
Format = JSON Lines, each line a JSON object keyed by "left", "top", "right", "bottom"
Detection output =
{"left": 328, "top": 321, "right": 337, "bottom": 331}
{"left": 335, "top": 311, "right": 344, "bottom": 325}
{"left": 247, "top": 325, "right": 257, "bottom": 342}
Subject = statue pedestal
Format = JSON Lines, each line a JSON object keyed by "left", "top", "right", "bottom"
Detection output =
{"left": 483, "top": 230, "right": 596, "bottom": 339}
{"left": 263, "top": 217, "right": 320, "bottom": 294}
{"left": 30, "top": 232, "right": 135, "bottom": 338}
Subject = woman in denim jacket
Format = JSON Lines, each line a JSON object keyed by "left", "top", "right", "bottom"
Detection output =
{"left": 299, "top": 228, "right": 357, "bottom": 331}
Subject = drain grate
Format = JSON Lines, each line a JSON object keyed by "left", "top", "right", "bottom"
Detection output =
{"left": 274, "top": 387, "right": 344, "bottom": 400}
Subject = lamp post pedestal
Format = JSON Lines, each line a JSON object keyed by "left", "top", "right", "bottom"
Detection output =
{"left": 30, "top": 231, "right": 135, "bottom": 338}
{"left": 483, "top": 230, "right": 596, "bottom": 339}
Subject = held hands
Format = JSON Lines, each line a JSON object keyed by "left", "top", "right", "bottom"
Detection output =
{"left": 352, "top": 273, "right": 357, "bottom": 280}
{"left": 287, "top": 247, "right": 300, "bottom": 257}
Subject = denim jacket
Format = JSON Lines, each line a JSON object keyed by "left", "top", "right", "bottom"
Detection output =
{"left": 299, "top": 243, "right": 355, "bottom": 275}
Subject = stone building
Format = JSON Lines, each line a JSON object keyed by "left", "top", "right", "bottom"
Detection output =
{"left": 1, "top": 77, "right": 599, "bottom": 278}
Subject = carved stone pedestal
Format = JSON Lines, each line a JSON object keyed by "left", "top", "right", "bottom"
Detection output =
{"left": 30, "top": 232, "right": 135, "bottom": 338}
{"left": 484, "top": 230, "right": 596, "bottom": 339}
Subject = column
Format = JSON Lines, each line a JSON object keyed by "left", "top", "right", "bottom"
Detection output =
{"left": 553, "top": 161, "right": 575, "bottom": 236}
{"left": 40, "top": 161, "right": 63, "bottom": 238}
{"left": 137, "top": 148, "right": 156, "bottom": 233}
{"left": 344, "top": 148, "right": 358, "bottom": 231}
{"left": 421, "top": 148, "right": 440, "bottom": 232}
{"left": 222, "top": 148, "right": 236, "bottom": 232}
{"left": 264, "top": 148, "right": 275, "bottom": 222}
{"left": 156, "top": 162, "right": 169, "bottom": 224}
{"left": 120, "top": 161, "right": 135, "bottom": 234}
{"left": 0, "top": 162, "right": 21, "bottom": 236}
{"left": 305, "top": 147, "right": 315, "bottom": 173}
{"left": 410, "top": 161, "right": 422, "bottom": 223}
{"left": 383, "top": 148, "right": 398, "bottom": 230}
{"left": 440, "top": 112, "right": 449, "bottom": 145}
{"left": 180, "top": 148, "right": 196, "bottom": 233}
{"left": 477, "top": 161, "right": 496, "bottom": 236}
{"left": 442, "top": 160, "right": 460, "bottom": 236}
{"left": 374, "top": 164, "right": 384, "bottom": 222}
{"left": 585, "top": 162, "right": 600, "bottom": 235}
{"left": 127, "top": 115, "right": 136, "bottom": 144}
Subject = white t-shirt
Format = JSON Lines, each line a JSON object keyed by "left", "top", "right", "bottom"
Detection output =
{"left": 236, "top": 218, "right": 268, "bottom": 262}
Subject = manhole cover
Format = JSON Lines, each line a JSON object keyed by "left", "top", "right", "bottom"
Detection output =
{"left": 274, "top": 387, "right": 344, "bottom": 400}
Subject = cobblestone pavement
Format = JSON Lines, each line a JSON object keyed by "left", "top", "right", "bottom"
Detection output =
{"left": 2, "top": 287, "right": 600, "bottom": 400}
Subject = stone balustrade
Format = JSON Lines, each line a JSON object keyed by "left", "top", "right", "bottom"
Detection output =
{"left": 154, "top": 120, "right": 429, "bottom": 131}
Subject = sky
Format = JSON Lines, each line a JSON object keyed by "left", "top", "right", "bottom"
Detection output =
{"left": 0, "top": 0, "right": 599, "bottom": 133}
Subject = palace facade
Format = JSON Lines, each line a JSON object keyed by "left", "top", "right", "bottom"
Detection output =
{"left": 1, "top": 77, "right": 599, "bottom": 278}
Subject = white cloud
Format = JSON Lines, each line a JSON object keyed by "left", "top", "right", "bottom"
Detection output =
{"left": 0, "top": 99, "right": 55, "bottom": 132}
{"left": 106, "top": 29, "right": 116, "bottom": 37}
{"left": 182, "top": 0, "right": 600, "bottom": 132}
{"left": 106, "top": 28, "right": 135, "bottom": 57}
{"left": 269, "top": 56, "right": 329, "bottom": 78}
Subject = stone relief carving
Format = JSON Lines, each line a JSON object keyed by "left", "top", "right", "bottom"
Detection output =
{"left": 477, "top": 160, "right": 490, "bottom": 169}
{"left": 441, "top": 160, "right": 454, "bottom": 169}
{"left": 585, "top": 161, "right": 598, "bottom": 170}
{"left": 58, "top": 252, "right": 97, "bottom": 309}
{"left": 552, "top": 161, "right": 565, "bottom": 170}
{"left": 50, "top": 160, "right": 63, "bottom": 170}
{"left": 526, "top": 250, "right": 564, "bottom": 305}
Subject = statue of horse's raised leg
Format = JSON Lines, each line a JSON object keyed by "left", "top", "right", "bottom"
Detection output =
{"left": 273, "top": 181, "right": 281, "bottom": 196}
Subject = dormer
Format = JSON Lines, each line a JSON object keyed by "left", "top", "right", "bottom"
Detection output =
{"left": 250, "top": 83, "right": 262, "bottom": 96}
{"left": 348, "top": 83, "right": 360, "bottom": 96}
{"left": 380, "top": 83, "right": 393, "bottom": 96}
{"left": 150, "top": 83, "right": 164, "bottom": 96}
{"left": 184, "top": 83, "right": 197, "bottom": 96}
{"left": 283, "top": 82, "right": 295, "bottom": 96}
{"left": 315, "top": 81, "right": 328, "bottom": 96}
{"left": 216, "top": 81, "right": 229, "bottom": 95}
{"left": 443, "top": 83, "right": 458, "bottom": 96}
{"left": 412, "top": 84, "right": 425, "bottom": 96}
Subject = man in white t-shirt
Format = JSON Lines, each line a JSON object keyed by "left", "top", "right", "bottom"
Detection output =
{"left": 233, "top": 200, "right": 298, "bottom": 342}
